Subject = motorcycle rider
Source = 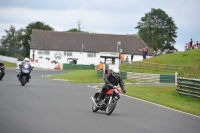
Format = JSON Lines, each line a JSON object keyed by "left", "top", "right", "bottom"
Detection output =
{"left": 96, "top": 68, "right": 126, "bottom": 102}
{"left": 0, "top": 60, "right": 5, "bottom": 81}
{"left": 18, "top": 58, "right": 32, "bottom": 82}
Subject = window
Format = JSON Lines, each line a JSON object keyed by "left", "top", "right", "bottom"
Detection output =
{"left": 38, "top": 50, "right": 44, "bottom": 55}
{"left": 87, "top": 53, "right": 96, "bottom": 57}
{"left": 64, "top": 51, "right": 72, "bottom": 56}
{"left": 44, "top": 50, "right": 50, "bottom": 55}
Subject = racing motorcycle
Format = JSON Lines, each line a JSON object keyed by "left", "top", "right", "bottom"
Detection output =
{"left": 0, "top": 66, "right": 5, "bottom": 80}
{"left": 17, "top": 63, "right": 33, "bottom": 86}
{"left": 91, "top": 85, "right": 121, "bottom": 115}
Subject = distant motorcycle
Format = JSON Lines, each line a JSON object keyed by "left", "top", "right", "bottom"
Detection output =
{"left": 0, "top": 66, "right": 5, "bottom": 80}
{"left": 91, "top": 85, "right": 122, "bottom": 115}
{"left": 17, "top": 63, "right": 33, "bottom": 86}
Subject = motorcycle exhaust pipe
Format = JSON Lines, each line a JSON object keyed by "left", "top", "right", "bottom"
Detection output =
{"left": 91, "top": 97, "right": 98, "bottom": 107}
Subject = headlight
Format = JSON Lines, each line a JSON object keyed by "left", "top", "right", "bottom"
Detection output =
{"left": 22, "top": 70, "right": 29, "bottom": 73}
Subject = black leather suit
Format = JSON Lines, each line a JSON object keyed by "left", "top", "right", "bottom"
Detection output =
{"left": 102, "top": 72, "right": 126, "bottom": 93}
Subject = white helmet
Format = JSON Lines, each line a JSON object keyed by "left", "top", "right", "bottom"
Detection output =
{"left": 24, "top": 58, "right": 30, "bottom": 62}
{"left": 112, "top": 68, "right": 120, "bottom": 78}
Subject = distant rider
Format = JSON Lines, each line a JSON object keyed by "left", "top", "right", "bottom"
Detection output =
{"left": 96, "top": 68, "right": 126, "bottom": 102}
{"left": 0, "top": 60, "right": 5, "bottom": 81}
{"left": 18, "top": 58, "right": 32, "bottom": 82}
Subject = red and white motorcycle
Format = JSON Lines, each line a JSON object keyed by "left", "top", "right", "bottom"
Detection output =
{"left": 91, "top": 85, "right": 121, "bottom": 115}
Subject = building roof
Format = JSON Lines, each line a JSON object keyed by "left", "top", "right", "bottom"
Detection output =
{"left": 30, "top": 29, "right": 153, "bottom": 55}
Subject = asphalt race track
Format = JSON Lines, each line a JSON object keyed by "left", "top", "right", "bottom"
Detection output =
{"left": 0, "top": 68, "right": 200, "bottom": 133}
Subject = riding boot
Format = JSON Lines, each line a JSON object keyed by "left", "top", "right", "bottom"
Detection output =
{"left": 96, "top": 92, "right": 105, "bottom": 102}
{"left": 18, "top": 74, "right": 21, "bottom": 81}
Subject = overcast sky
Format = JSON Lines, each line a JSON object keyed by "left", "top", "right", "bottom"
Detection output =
{"left": 0, "top": 0, "right": 200, "bottom": 51}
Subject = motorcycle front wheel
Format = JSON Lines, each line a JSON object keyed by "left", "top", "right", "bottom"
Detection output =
{"left": 92, "top": 103, "right": 99, "bottom": 112}
{"left": 105, "top": 98, "right": 117, "bottom": 115}
{"left": 21, "top": 81, "right": 25, "bottom": 86}
{"left": 20, "top": 77, "right": 26, "bottom": 86}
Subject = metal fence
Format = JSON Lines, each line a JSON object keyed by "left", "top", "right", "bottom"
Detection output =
{"left": 0, "top": 45, "right": 26, "bottom": 61}
{"left": 176, "top": 77, "right": 200, "bottom": 98}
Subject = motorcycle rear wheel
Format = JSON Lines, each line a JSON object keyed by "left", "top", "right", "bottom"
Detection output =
{"left": 105, "top": 98, "right": 117, "bottom": 115}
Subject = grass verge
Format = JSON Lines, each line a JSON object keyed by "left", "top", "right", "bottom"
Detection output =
{"left": 48, "top": 70, "right": 136, "bottom": 84}
{"left": 125, "top": 85, "right": 200, "bottom": 116}
{"left": 2, "top": 61, "right": 16, "bottom": 68}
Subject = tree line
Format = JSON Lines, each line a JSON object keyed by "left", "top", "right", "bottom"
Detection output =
{"left": 0, "top": 8, "right": 178, "bottom": 57}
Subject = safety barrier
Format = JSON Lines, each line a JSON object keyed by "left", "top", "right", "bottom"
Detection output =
{"left": 127, "top": 72, "right": 175, "bottom": 83}
{"left": 97, "top": 71, "right": 176, "bottom": 83}
{"left": 176, "top": 77, "right": 200, "bottom": 98}
{"left": 63, "top": 64, "right": 95, "bottom": 70}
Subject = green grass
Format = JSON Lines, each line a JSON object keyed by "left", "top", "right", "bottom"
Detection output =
{"left": 48, "top": 70, "right": 137, "bottom": 84}
{"left": 125, "top": 85, "right": 200, "bottom": 116}
{"left": 143, "top": 49, "right": 200, "bottom": 66}
{"left": 120, "top": 49, "right": 200, "bottom": 78}
{"left": 2, "top": 61, "right": 16, "bottom": 68}
{"left": 49, "top": 70, "right": 104, "bottom": 83}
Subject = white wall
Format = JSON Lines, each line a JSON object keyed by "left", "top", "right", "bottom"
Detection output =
{"left": 30, "top": 49, "right": 151, "bottom": 69}
{"left": 0, "top": 55, "right": 18, "bottom": 64}
{"left": 31, "top": 50, "right": 103, "bottom": 65}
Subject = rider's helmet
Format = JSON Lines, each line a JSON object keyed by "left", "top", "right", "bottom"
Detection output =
{"left": 112, "top": 68, "right": 120, "bottom": 78}
{"left": 24, "top": 58, "right": 30, "bottom": 62}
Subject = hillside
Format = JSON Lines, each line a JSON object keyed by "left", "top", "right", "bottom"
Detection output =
{"left": 143, "top": 49, "right": 200, "bottom": 66}
{"left": 120, "top": 49, "right": 200, "bottom": 78}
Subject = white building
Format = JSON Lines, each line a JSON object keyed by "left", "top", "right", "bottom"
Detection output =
{"left": 30, "top": 30, "right": 152, "bottom": 69}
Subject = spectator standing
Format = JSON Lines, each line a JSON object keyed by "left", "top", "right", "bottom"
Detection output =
{"left": 190, "top": 38, "right": 193, "bottom": 49}
{"left": 131, "top": 53, "right": 134, "bottom": 62}
{"left": 187, "top": 42, "right": 191, "bottom": 50}
{"left": 138, "top": 47, "right": 147, "bottom": 59}
{"left": 120, "top": 53, "right": 125, "bottom": 64}
{"left": 185, "top": 43, "right": 188, "bottom": 50}
{"left": 145, "top": 47, "right": 148, "bottom": 55}
{"left": 97, "top": 61, "right": 103, "bottom": 70}
{"left": 126, "top": 56, "right": 129, "bottom": 64}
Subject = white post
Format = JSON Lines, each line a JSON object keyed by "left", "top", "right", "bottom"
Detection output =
{"left": 175, "top": 72, "right": 178, "bottom": 86}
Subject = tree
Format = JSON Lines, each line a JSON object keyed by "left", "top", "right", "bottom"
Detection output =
{"left": 22, "top": 21, "right": 54, "bottom": 57}
{"left": 0, "top": 25, "right": 24, "bottom": 57}
{"left": 135, "top": 8, "right": 178, "bottom": 50}
{"left": 0, "top": 25, "right": 23, "bottom": 47}
{"left": 67, "top": 28, "right": 81, "bottom": 32}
